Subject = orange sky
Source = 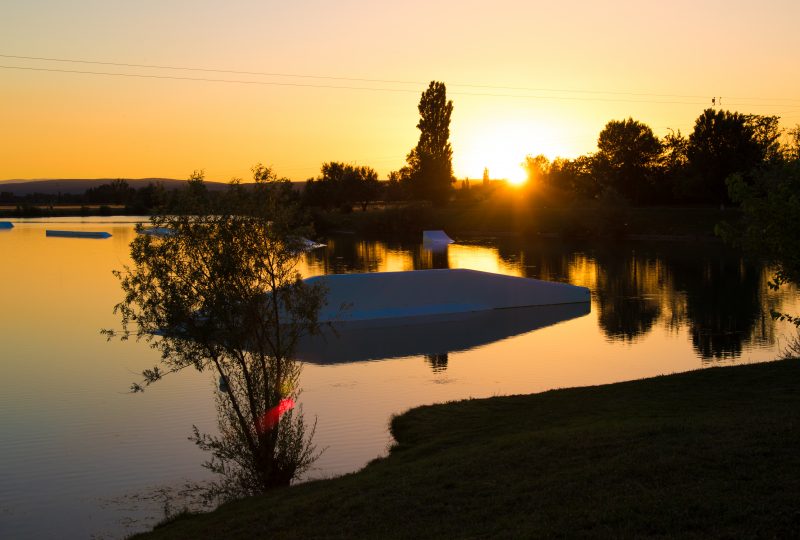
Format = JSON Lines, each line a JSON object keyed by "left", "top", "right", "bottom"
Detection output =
{"left": 2, "top": 0, "right": 799, "bottom": 182}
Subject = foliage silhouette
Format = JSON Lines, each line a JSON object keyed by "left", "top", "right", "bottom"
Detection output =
{"left": 723, "top": 159, "right": 800, "bottom": 326}
{"left": 406, "top": 81, "right": 455, "bottom": 205}
{"left": 595, "top": 118, "right": 662, "bottom": 204}
{"left": 106, "top": 167, "right": 325, "bottom": 498}
{"left": 686, "top": 109, "right": 776, "bottom": 204}
{"left": 304, "top": 162, "right": 381, "bottom": 211}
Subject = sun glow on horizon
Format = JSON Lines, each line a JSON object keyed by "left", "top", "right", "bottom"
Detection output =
{"left": 454, "top": 119, "right": 562, "bottom": 185}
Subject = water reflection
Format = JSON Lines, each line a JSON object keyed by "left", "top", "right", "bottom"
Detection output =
{"left": 303, "top": 236, "right": 793, "bottom": 360}
{"left": 674, "top": 257, "right": 768, "bottom": 359}
{"left": 590, "top": 254, "right": 665, "bottom": 342}
{"left": 295, "top": 303, "right": 591, "bottom": 367}
{"left": 425, "top": 353, "right": 449, "bottom": 372}
{"left": 2, "top": 220, "right": 797, "bottom": 539}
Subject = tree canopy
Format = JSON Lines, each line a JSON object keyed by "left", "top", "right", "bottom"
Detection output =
{"left": 406, "top": 81, "right": 455, "bottom": 205}
{"left": 304, "top": 162, "right": 380, "bottom": 211}
{"left": 686, "top": 109, "right": 779, "bottom": 204}
{"left": 595, "top": 118, "right": 662, "bottom": 204}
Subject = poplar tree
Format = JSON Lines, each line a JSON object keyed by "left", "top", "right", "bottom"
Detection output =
{"left": 408, "top": 81, "right": 455, "bottom": 205}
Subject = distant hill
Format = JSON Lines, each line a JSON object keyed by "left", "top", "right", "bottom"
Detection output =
{"left": 0, "top": 178, "right": 304, "bottom": 196}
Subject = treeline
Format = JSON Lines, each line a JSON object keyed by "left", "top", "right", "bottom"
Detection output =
{"left": 1, "top": 179, "right": 204, "bottom": 216}
{"left": 302, "top": 108, "right": 800, "bottom": 212}
{"left": 6, "top": 108, "right": 799, "bottom": 216}
{"left": 523, "top": 109, "right": 800, "bottom": 206}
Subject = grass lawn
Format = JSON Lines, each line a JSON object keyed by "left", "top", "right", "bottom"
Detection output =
{"left": 138, "top": 359, "right": 800, "bottom": 539}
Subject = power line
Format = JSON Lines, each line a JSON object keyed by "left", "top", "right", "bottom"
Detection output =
{"left": 4, "top": 53, "right": 799, "bottom": 113}
{"left": 0, "top": 65, "right": 423, "bottom": 93}
{"left": 0, "top": 65, "right": 712, "bottom": 106}
{"left": 8, "top": 52, "right": 800, "bottom": 103}
{"left": 0, "top": 53, "right": 425, "bottom": 86}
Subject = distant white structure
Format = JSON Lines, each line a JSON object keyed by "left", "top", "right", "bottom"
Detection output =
{"left": 304, "top": 268, "right": 590, "bottom": 324}
{"left": 46, "top": 230, "right": 111, "bottom": 239}
{"left": 139, "top": 227, "right": 174, "bottom": 237}
{"left": 0, "top": 221, "right": 13, "bottom": 229}
{"left": 422, "top": 230, "right": 454, "bottom": 246}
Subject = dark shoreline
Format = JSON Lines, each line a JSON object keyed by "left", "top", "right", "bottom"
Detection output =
{"left": 137, "top": 358, "right": 800, "bottom": 539}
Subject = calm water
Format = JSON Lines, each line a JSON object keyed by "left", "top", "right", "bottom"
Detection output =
{"left": 1, "top": 218, "right": 797, "bottom": 538}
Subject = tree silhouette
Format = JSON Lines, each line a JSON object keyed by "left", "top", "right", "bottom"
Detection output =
{"left": 686, "top": 109, "right": 774, "bottom": 204}
{"left": 107, "top": 167, "right": 324, "bottom": 497}
{"left": 407, "top": 81, "right": 455, "bottom": 205}
{"left": 523, "top": 154, "right": 550, "bottom": 185}
{"left": 726, "top": 160, "right": 800, "bottom": 300}
{"left": 304, "top": 162, "right": 380, "bottom": 211}
{"left": 595, "top": 118, "right": 662, "bottom": 204}
{"left": 787, "top": 125, "right": 800, "bottom": 161}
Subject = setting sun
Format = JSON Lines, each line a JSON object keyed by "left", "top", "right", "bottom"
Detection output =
{"left": 454, "top": 119, "right": 562, "bottom": 185}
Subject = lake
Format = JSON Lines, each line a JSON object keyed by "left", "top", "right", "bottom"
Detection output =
{"left": 1, "top": 218, "right": 797, "bottom": 538}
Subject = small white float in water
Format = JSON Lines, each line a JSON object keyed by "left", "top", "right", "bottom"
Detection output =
{"left": 298, "top": 237, "right": 326, "bottom": 251}
{"left": 304, "top": 268, "right": 590, "bottom": 324}
{"left": 139, "top": 227, "right": 174, "bottom": 237}
{"left": 0, "top": 221, "right": 13, "bottom": 229}
{"left": 46, "top": 230, "right": 112, "bottom": 239}
{"left": 422, "top": 230, "right": 454, "bottom": 246}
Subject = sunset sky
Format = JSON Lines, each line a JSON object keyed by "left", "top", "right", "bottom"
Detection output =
{"left": 2, "top": 0, "right": 799, "bottom": 182}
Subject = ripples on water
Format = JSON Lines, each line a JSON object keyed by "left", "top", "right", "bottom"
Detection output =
{"left": 0, "top": 219, "right": 797, "bottom": 538}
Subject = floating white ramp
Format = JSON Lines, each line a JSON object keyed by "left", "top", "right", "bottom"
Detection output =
{"left": 304, "top": 268, "right": 590, "bottom": 324}
{"left": 0, "top": 221, "right": 13, "bottom": 229}
{"left": 422, "top": 230, "right": 453, "bottom": 246}
{"left": 298, "top": 237, "right": 326, "bottom": 251}
{"left": 46, "top": 230, "right": 112, "bottom": 239}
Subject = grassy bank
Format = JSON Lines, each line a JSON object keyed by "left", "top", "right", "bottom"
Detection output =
{"left": 139, "top": 359, "right": 800, "bottom": 539}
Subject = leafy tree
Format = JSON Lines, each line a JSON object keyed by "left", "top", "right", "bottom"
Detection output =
{"left": 523, "top": 154, "right": 554, "bottom": 203}
{"left": 661, "top": 129, "right": 689, "bottom": 172}
{"left": 747, "top": 114, "right": 782, "bottom": 163}
{"left": 85, "top": 179, "right": 135, "bottom": 205}
{"left": 406, "top": 81, "right": 455, "bottom": 205}
{"left": 128, "top": 182, "right": 167, "bottom": 214}
{"left": 106, "top": 167, "right": 325, "bottom": 498}
{"left": 386, "top": 169, "right": 412, "bottom": 201}
{"left": 594, "top": 118, "right": 662, "bottom": 204}
{"left": 547, "top": 155, "right": 600, "bottom": 201}
{"left": 304, "top": 162, "right": 381, "bottom": 211}
{"left": 725, "top": 160, "right": 800, "bottom": 297}
{"left": 302, "top": 177, "right": 335, "bottom": 210}
{"left": 785, "top": 124, "right": 800, "bottom": 161}
{"left": 523, "top": 154, "right": 550, "bottom": 184}
{"left": 659, "top": 129, "right": 690, "bottom": 202}
{"left": 686, "top": 109, "right": 776, "bottom": 204}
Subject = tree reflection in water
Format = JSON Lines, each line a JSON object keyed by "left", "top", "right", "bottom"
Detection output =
{"left": 425, "top": 353, "right": 449, "bottom": 372}
{"left": 513, "top": 240, "right": 779, "bottom": 360}
{"left": 306, "top": 236, "right": 791, "bottom": 361}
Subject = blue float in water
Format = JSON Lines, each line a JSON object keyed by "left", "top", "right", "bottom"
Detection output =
{"left": 46, "top": 230, "right": 112, "bottom": 239}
